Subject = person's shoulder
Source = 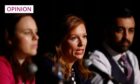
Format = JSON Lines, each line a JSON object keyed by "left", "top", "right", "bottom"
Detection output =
{"left": 126, "top": 50, "right": 138, "bottom": 60}
{"left": 88, "top": 49, "right": 112, "bottom": 75}
{"left": 0, "top": 56, "right": 15, "bottom": 84}
{"left": 127, "top": 50, "right": 137, "bottom": 56}
{"left": 91, "top": 50, "right": 106, "bottom": 55}
{"left": 0, "top": 56, "right": 6, "bottom": 60}
{"left": 89, "top": 49, "right": 107, "bottom": 60}
{"left": 0, "top": 56, "right": 9, "bottom": 65}
{"left": 89, "top": 45, "right": 107, "bottom": 56}
{"left": 0, "top": 56, "right": 12, "bottom": 74}
{"left": 126, "top": 50, "right": 139, "bottom": 64}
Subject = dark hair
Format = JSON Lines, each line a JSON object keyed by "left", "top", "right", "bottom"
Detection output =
{"left": 4, "top": 14, "right": 36, "bottom": 83}
{"left": 102, "top": 8, "right": 135, "bottom": 39}
{"left": 112, "top": 8, "right": 133, "bottom": 18}
{"left": 111, "top": 8, "right": 134, "bottom": 24}
{"left": 106, "top": 8, "right": 134, "bottom": 29}
{"left": 5, "top": 14, "right": 36, "bottom": 37}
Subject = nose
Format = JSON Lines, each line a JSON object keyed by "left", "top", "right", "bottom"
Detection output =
{"left": 78, "top": 41, "right": 83, "bottom": 47}
{"left": 33, "top": 33, "right": 39, "bottom": 40}
{"left": 78, "top": 38, "right": 86, "bottom": 47}
{"left": 123, "top": 30, "right": 129, "bottom": 39}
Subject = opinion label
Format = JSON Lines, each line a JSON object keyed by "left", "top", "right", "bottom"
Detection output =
{"left": 5, "top": 5, "right": 34, "bottom": 13}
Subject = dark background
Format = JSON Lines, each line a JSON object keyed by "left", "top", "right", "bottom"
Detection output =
{"left": 0, "top": 0, "right": 140, "bottom": 60}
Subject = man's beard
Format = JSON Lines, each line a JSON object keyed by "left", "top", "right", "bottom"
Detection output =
{"left": 109, "top": 39, "right": 132, "bottom": 53}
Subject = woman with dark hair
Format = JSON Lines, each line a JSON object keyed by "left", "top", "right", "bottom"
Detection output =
{"left": 0, "top": 14, "right": 39, "bottom": 84}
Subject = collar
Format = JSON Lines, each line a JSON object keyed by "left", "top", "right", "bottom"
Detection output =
{"left": 103, "top": 42, "right": 127, "bottom": 61}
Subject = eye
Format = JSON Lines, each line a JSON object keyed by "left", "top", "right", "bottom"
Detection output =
{"left": 23, "top": 31, "right": 32, "bottom": 35}
{"left": 129, "top": 28, "right": 135, "bottom": 33}
{"left": 70, "top": 36, "right": 77, "bottom": 41}
{"left": 22, "top": 29, "right": 34, "bottom": 35}
{"left": 83, "top": 34, "right": 87, "bottom": 38}
{"left": 115, "top": 27, "right": 123, "bottom": 33}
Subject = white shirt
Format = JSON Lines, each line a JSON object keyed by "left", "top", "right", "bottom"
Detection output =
{"left": 103, "top": 42, "right": 126, "bottom": 72}
{"left": 89, "top": 43, "right": 140, "bottom": 84}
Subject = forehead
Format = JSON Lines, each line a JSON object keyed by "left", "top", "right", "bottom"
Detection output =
{"left": 16, "top": 16, "right": 37, "bottom": 30}
{"left": 115, "top": 17, "right": 135, "bottom": 28}
{"left": 69, "top": 24, "right": 86, "bottom": 34}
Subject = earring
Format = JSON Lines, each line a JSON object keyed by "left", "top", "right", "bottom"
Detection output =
{"left": 8, "top": 40, "right": 12, "bottom": 45}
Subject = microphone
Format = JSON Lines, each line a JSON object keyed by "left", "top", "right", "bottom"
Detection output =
{"left": 52, "top": 63, "right": 64, "bottom": 84}
{"left": 28, "top": 63, "right": 38, "bottom": 74}
{"left": 84, "top": 59, "right": 120, "bottom": 84}
{"left": 52, "top": 63, "right": 63, "bottom": 80}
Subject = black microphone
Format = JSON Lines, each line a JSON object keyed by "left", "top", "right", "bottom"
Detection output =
{"left": 84, "top": 59, "right": 121, "bottom": 84}
{"left": 52, "top": 63, "right": 64, "bottom": 84}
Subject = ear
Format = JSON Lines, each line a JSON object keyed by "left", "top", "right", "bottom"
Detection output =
{"left": 8, "top": 40, "right": 12, "bottom": 45}
{"left": 5, "top": 29, "right": 12, "bottom": 45}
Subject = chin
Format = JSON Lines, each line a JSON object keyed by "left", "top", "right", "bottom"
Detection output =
{"left": 30, "top": 51, "right": 37, "bottom": 56}
{"left": 76, "top": 55, "right": 84, "bottom": 60}
{"left": 122, "top": 47, "right": 129, "bottom": 51}
{"left": 116, "top": 47, "right": 128, "bottom": 53}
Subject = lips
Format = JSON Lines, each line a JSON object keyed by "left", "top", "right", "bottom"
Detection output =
{"left": 75, "top": 49, "right": 84, "bottom": 55}
{"left": 122, "top": 41, "right": 130, "bottom": 46}
{"left": 32, "top": 44, "right": 38, "bottom": 49}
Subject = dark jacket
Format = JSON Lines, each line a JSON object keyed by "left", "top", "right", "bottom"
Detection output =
{"left": 34, "top": 55, "right": 92, "bottom": 84}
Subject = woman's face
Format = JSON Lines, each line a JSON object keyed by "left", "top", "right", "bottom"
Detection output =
{"left": 12, "top": 16, "right": 39, "bottom": 57}
{"left": 63, "top": 23, "right": 87, "bottom": 60}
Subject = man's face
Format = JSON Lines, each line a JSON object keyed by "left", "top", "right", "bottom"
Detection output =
{"left": 110, "top": 17, "right": 135, "bottom": 53}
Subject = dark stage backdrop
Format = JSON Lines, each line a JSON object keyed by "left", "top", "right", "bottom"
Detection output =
{"left": 0, "top": 0, "right": 140, "bottom": 60}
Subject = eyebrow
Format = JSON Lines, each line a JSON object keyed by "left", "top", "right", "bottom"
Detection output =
{"left": 20, "top": 28, "right": 38, "bottom": 32}
{"left": 116, "top": 26, "right": 135, "bottom": 29}
{"left": 70, "top": 33, "right": 87, "bottom": 35}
